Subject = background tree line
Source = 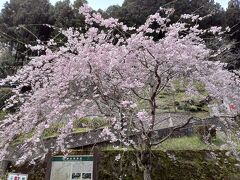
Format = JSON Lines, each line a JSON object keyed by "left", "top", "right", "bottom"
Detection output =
{"left": 0, "top": 0, "right": 87, "bottom": 79}
{"left": 0, "top": 0, "right": 240, "bottom": 79}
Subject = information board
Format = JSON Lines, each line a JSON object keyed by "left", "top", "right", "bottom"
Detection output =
{"left": 7, "top": 173, "right": 28, "bottom": 180}
{"left": 50, "top": 155, "right": 93, "bottom": 180}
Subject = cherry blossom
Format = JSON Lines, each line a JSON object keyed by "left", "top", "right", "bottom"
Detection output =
{"left": 0, "top": 4, "right": 239, "bottom": 180}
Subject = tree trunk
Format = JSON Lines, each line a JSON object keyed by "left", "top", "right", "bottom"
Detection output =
{"left": 143, "top": 167, "right": 152, "bottom": 180}
{"left": 0, "top": 160, "right": 10, "bottom": 177}
{"left": 141, "top": 135, "right": 153, "bottom": 180}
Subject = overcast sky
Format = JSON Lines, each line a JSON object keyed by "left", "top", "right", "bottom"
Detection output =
{"left": 0, "top": 0, "right": 229, "bottom": 11}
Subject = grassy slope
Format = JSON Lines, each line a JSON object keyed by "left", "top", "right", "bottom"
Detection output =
{"left": 156, "top": 136, "right": 223, "bottom": 150}
{"left": 104, "top": 134, "right": 239, "bottom": 151}
{"left": 156, "top": 80, "right": 210, "bottom": 118}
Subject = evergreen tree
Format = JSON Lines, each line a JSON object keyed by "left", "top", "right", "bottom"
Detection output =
{"left": 224, "top": 0, "right": 240, "bottom": 69}
{"left": 73, "top": 0, "right": 87, "bottom": 9}
{"left": 53, "top": 0, "right": 75, "bottom": 28}
{"left": 226, "top": 0, "right": 240, "bottom": 41}
{"left": 73, "top": 0, "right": 88, "bottom": 28}
{"left": 0, "top": 0, "right": 54, "bottom": 71}
{"left": 106, "top": 0, "right": 225, "bottom": 28}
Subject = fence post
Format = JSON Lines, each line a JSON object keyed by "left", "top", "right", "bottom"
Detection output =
{"left": 45, "top": 152, "right": 52, "bottom": 180}
{"left": 93, "top": 147, "right": 100, "bottom": 180}
{"left": 0, "top": 160, "right": 10, "bottom": 178}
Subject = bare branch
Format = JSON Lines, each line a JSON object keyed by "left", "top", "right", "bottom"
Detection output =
{"left": 151, "top": 117, "right": 195, "bottom": 146}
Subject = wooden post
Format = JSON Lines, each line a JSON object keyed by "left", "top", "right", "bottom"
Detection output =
{"left": 93, "top": 147, "right": 100, "bottom": 180}
{"left": 45, "top": 152, "right": 52, "bottom": 180}
{"left": 0, "top": 160, "right": 10, "bottom": 178}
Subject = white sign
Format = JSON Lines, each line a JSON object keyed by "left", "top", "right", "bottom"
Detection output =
{"left": 50, "top": 155, "right": 93, "bottom": 180}
{"left": 7, "top": 173, "right": 28, "bottom": 180}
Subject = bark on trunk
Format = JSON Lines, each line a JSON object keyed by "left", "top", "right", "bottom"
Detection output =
{"left": 0, "top": 160, "right": 10, "bottom": 177}
{"left": 143, "top": 167, "right": 152, "bottom": 180}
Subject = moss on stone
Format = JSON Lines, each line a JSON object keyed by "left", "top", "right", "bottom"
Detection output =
{"left": 8, "top": 150, "right": 240, "bottom": 180}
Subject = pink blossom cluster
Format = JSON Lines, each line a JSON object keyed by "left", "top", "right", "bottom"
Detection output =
{"left": 0, "top": 4, "right": 239, "bottom": 163}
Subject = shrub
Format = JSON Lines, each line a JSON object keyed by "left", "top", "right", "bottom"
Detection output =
{"left": 0, "top": 88, "right": 13, "bottom": 110}
{"left": 194, "top": 125, "right": 216, "bottom": 144}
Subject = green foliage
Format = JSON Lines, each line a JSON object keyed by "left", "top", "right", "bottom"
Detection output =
{"left": 226, "top": 0, "right": 240, "bottom": 41}
{"left": 97, "top": 150, "right": 240, "bottom": 180}
{"left": 7, "top": 150, "right": 240, "bottom": 180}
{"left": 0, "top": 49, "right": 18, "bottom": 78}
{"left": 105, "top": 5, "right": 122, "bottom": 18}
{"left": 11, "top": 116, "right": 107, "bottom": 144}
{"left": 8, "top": 150, "right": 240, "bottom": 180}
{"left": 104, "top": 133, "right": 231, "bottom": 151}
{"left": 156, "top": 136, "right": 216, "bottom": 150}
{"left": 52, "top": 0, "right": 87, "bottom": 28}
{"left": 174, "top": 0, "right": 225, "bottom": 28}
{"left": 74, "top": 117, "right": 108, "bottom": 129}
{"left": 42, "top": 122, "right": 63, "bottom": 138}
{"left": 42, "top": 117, "right": 107, "bottom": 139}
{"left": 0, "top": 0, "right": 54, "bottom": 43}
{"left": 0, "top": 111, "right": 7, "bottom": 121}
{"left": 0, "top": 0, "right": 87, "bottom": 77}
{"left": 0, "top": 87, "right": 13, "bottom": 110}
{"left": 73, "top": 0, "right": 88, "bottom": 9}
{"left": 53, "top": 0, "right": 75, "bottom": 28}
{"left": 11, "top": 130, "right": 35, "bottom": 147}
{"left": 194, "top": 125, "right": 216, "bottom": 143}
{"left": 156, "top": 80, "right": 210, "bottom": 118}
{"left": 105, "top": 0, "right": 225, "bottom": 29}
{"left": 224, "top": 0, "right": 240, "bottom": 70}
{"left": 0, "top": 0, "right": 54, "bottom": 75}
